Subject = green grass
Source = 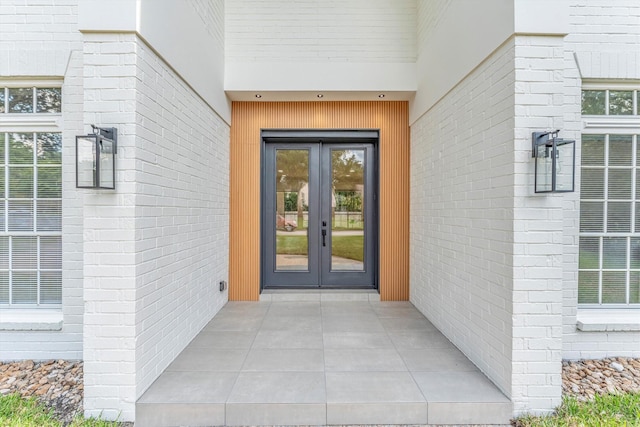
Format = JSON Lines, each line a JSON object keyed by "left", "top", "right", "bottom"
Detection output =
{"left": 277, "top": 235, "right": 364, "bottom": 261}
{"left": 514, "top": 393, "right": 640, "bottom": 427}
{"left": 0, "top": 394, "right": 57, "bottom": 427}
{"left": 332, "top": 236, "right": 364, "bottom": 262}
{"left": 276, "top": 235, "right": 307, "bottom": 256}
{"left": 0, "top": 393, "right": 123, "bottom": 427}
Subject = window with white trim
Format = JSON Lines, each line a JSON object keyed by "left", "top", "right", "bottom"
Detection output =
{"left": 0, "top": 85, "right": 62, "bottom": 307}
{"left": 579, "top": 85, "right": 640, "bottom": 306}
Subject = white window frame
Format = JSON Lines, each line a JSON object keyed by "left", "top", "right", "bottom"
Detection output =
{"left": 0, "top": 79, "right": 63, "bottom": 309}
{"left": 580, "top": 81, "right": 640, "bottom": 309}
{"left": 582, "top": 82, "right": 640, "bottom": 133}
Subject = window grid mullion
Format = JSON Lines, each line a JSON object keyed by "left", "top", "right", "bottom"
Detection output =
{"left": 631, "top": 134, "right": 638, "bottom": 305}
{"left": 36, "top": 235, "right": 40, "bottom": 306}
{"left": 625, "top": 236, "right": 630, "bottom": 304}
{"left": 32, "top": 132, "right": 37, "bottom": 234}
{"left": 8, "top": 236, "right": 12, "bottom": 306}
{"left": 3, "top": 134, "right": 6, "bottom": 306}
{"left": 633, "top": 135, "right": 637, "bottom": 234}
{"left": 580, "top": 232, "right": 636, "bottom": 237}
{"left": 3, "top": 132, "right": 7, "bottom": 233}
{"left": 31, "top": 87, "right": 36, "bottom": 114}
{"left": 603, "top": 134, "right": 609, "bottom": 233}
{"left": 598, "top": 236, "right": 603, "bottom": 304}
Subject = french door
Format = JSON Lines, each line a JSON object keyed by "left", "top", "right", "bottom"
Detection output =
{"left": 262, "top": 136, "right": 377, "bottom": 288}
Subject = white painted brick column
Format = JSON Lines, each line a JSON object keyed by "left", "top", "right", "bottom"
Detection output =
{"left": 512, "top": 35, "right": 566, "bottom": 414}
{"left": 81, "top": 30, "right": 230, "bottom": 421}
{"left": 82, "top": 33, "right": 139, "bottom": 421}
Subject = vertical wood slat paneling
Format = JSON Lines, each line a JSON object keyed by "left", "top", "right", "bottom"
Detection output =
{"left": 229, "top": 101, "right": 409, "bottom": 301}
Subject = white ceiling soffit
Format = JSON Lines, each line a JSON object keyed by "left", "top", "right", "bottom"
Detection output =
{"left": 224, "top": 61, "right": 417, "bottom": 101}
{"left": 226, "top": 91, "right": 415, "bottom": 102}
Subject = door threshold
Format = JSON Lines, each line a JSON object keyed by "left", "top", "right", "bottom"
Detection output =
{"left": 260, "top": 289, "right": 380, "bottom": 302}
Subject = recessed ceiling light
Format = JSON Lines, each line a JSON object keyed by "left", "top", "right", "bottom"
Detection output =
{"left": 378, "top": 94, "right": 385, "bottom": 98}
{"left": 255, "top": 94, "right": 262, "bottom": 98}
{"left": 317, "top": 94, "right": 324, "bottom": 98}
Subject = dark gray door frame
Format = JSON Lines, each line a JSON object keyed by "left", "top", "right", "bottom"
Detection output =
{"left": 260, "top": 129, "right": 379, "bottom": 291}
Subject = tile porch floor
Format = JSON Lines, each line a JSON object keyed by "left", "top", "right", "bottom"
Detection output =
{"left": 136, "top": 292, "right": 512, "bottom": 426}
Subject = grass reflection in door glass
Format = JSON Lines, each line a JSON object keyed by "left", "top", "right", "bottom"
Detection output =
{"left": 276, "top": 235, "right": 364, "bottom": 263}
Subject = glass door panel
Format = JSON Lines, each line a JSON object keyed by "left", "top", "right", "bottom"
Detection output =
{"left": 275, "top": 149, "right": 310, "bottom": 271}
{"left": 263, "top": 140, "right": 375, "bottom": 289}
{"left": 330, "top": 149, "right": 365, "bottom": 271}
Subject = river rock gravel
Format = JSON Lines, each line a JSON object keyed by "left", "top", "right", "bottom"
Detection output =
{"left": 562, "top": 357, "right": 640, "bottom": 400}
{"left": 1, "top": 357, "right": 639, "bottom": 426}
{"left": 0, "top": 360, "right": 83, "bottom": 425}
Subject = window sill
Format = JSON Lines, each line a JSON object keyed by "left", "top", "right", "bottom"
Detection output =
{"left": 577, "top": 309, "right": 640, "bottom": 332}
{"left": 0, "top": 309, "right": 63, "bottom": 331}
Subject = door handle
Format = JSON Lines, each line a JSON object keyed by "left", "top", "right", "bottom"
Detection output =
{"left": 321, "top": 229, "right": 327, "bottom": 246}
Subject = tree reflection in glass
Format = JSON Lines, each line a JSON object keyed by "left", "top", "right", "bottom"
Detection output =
{"left": 8, "top": 88, "right": 34, "bottom": 113}
{"left": 331, "top": 149, "right": 365, "bottom": 271}
{"left": 275, "top": 149, "right": 309, "bottom": 271}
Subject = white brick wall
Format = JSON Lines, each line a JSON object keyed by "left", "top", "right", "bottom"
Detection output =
{"left": 82, "top": 32, "right": 139, "bottom": 421}
{"left": 82, "top": 32, "right": 230, "bottom": 421}
{"left": 410, "top": 39, "right": 517, "bottom": 401}
{"left": 411, "top": 33, "right": 569, "bottom": 415}
{"left": 511, "top": 35, "right": 566, "bottom": 414}
{"left": 0, "top": 0, "right": 84, "bottom": 361}
{"left": 561, "top": 0, "right": 640, "bottom": 359}
{"left": 225, "top": 0, "right": 416, "bottom": 63}
{"left": 568, "top": 0, "right": 640, "bottom": 82}
{"left": 133, "top": 36, "right": 229, "bottom": 401}
{"left": 2, "top": 0, "right": 229, "bottom": 419}
{"left": 0, "top": 0, "right": 79, "bottom": 50}
{"left": 412, "top": 1, "right": 640, "bottom": 415}
{"left": 192, "top": 0, "right": 224, "bottom": 52}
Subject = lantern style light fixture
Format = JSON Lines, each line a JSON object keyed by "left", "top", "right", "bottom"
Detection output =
{"left": 532, "top": 130, "right": 575, "bottom": 193}
{"left": 76, "top": 125, "right": 117, "bottom": 189}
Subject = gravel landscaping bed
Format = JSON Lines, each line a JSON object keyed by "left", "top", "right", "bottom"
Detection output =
{"left": 1, "top": 357, "right": 639, "bottom": 426}
{"left": 0, "top": 360, "right": 83, "bottom": 425}
{"left": 562, "top": 357, "right": 640, "bottom": 399}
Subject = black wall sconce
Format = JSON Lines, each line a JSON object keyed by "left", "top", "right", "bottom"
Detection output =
{"left": 76, "top": 126, "right": 117, "bottom": 189}
{"left": 532, "top": 130, "right": 575, "bottom": 193}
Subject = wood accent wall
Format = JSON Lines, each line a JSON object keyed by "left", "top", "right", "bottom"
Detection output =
{"left": 229, "top": 101, "right": 409, "bottom": 301}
